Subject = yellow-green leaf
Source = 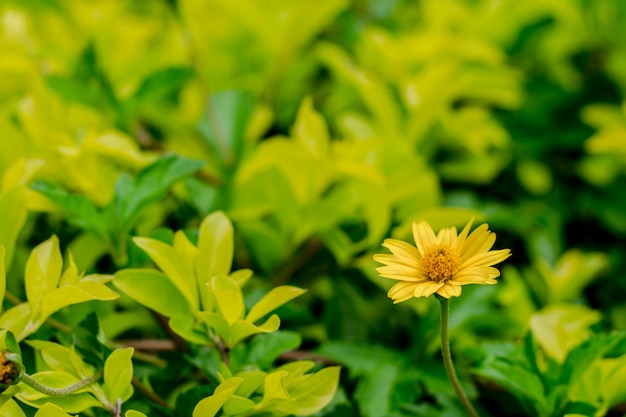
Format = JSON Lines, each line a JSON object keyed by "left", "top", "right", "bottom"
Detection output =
{"left": 169, "top": 316, "right": 211, "bottom": 345}
{"left": 229, "top": 314, "right": 280, "bottom": 347}
{"left": 0, "top": 246, "right": 5, "bottom": 314}
{"left": 133, "top": 236, "right": 199, "bottom": 311}
{"left": 0, "top": 399, "right": 27, "bottom": 417}
{"left": 114, "top": 269, "right": 192, "bottom": 318}
{"left": 222, "top": 395, "right": 255, "bottom": 415}
{"left": 0, "top": 186, "right": 28, "bottom": 271}
{"left": 0, "top": 303, "right": 32, "bottom": 341}
{"left": 40, "top": 282, "right": 119, "bottom": 323}
{"left": 104, "top": 348, "right": 134, "bottom": 403}
{"left": 192, "top": 377, "right": 244, "bottom": 417}
{"left": 198, "top": 312, "right": 230, "bottom": 341}
{"left": 125, "top": 411, "right": 148, "bottom": 417}
{"left": 196, "top": 212, "right": 234, "bottom": 310}
{"left": 58, "top": 250, "right": 80, "bottom": 286}
{"left": 275, "top": 366, "right": 341, "bottom": 415}
{"left": 262, "top": 370, "right": 291, "bottom": 403}
{"left": 293, "top": 97, "right": 329, "bottom": 156}
{"left": 530, "top": 304, "right": 601, "bottom": 363}
{"left": 25, "top": 236, "right": 63, "bottom": 319}
{"left": 34, "top": 403, "right": 75, "bottom": 417}
{"left": 246, "top": 286, "right": 306, "bottom": 323}
{"left": 210, "top": 275, "right": 244, "bottom": 325}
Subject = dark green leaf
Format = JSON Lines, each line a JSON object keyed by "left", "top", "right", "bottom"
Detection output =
{"left": 113, "top": 154, "right": 204, "bottom": 230}
{"left": 197, "top": 90, "right": 254, "bottom": 168}
{"left": 244, "top": 330, "right": 302, "bottom": 369}
{"left": 31, "top": 181, "right": 108, "bottom": 239}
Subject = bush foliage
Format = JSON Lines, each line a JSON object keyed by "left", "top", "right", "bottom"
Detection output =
{"left": 1, "top": 0, "right": 626, "bottom": 416}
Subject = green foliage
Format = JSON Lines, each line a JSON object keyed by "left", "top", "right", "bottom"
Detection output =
{"left": 0, "top": 0, "right": 625, "bottom": 415}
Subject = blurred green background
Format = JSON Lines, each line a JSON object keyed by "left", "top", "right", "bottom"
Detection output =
{"left": 2, "top": 0, "right": 626, "bottom": 416}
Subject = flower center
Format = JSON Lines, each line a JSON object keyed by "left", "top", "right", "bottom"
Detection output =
{"left": 420, "top": 245, "right": 461, "bottom": 283}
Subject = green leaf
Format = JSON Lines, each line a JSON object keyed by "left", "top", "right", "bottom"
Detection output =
{"left": 197, "top": 212, "right": 234, "bottom": 309}
{"left": 246, "top": 286, "right": 306, "bottom": 323}
{"left": 27, "top": 340, "right": 80, "bottom": 376}
{"left": 114, "top": 154, "right": 204, "bottom": 230}
{"left": 30, "top": 182, "right": 108, "bottom": 240}
{"left": 292, "top": 96, "right": 329, "bottom": 156}
{"left": 40, "top": 282, "right": 119, "bottom": 322}
{"left": 274, "top": 366, "right": 341, "bottom": 416}
{"left": 473, "top": 358, "right": 547, "bottom": 416}
{"left": 222, "top": 395, "right": 255, "bottom": 415}
{"left": 169, "top": 316, "right": 211, "bottom": 345}
{"left": 198, "top": 312, "right": 230, "bottom": 341}
{"left": 237, "top": 221, "right": 287, "bottom": 273}
{"left": 232, "top": 370, "right": 266, "bottom": 398}
{"left": 0, "top": 246, "right": 5, "bottom": 315}
{"left": 128, "top": 67, "right": 194, "bottom": 110}
{"left": 558, "top": 333, "right": 626, "bottom": 387}
{"left": 197, "top": 90, "right": 254, "bottom": 166}
{"left": 245, "top": 331, "right": 302, "bottom": 369}
{"left": 210, "top": 275, "right": 244, "bottom": 325}
{"left": 0, "top": 399, "right": 27, "bottom": 417}
{"left": 25, "top": 236, "right": 63, "bottom": 319}
{"left": 192, "top": 377, "right": 244, "bottom": 417}
{"left": 530, "top": 305, "right": 602, "bottom": 363}
{"left": 114, "top": 269, "right": 192, "bottom": 318}
{"left": 104, "top": 348, "right": 134, "bottom": 403}
{"left": 132, "top": 236, "right": 199, "bottom": 312}
{"left": 34, "top": 403, "right": 75, "bottom": 417}
{"left": 0, "top": 187, "right": 28, "bottom": 270}
{"left": 229, "top": 315, "right": 281, "bottom": 347}
{"left": 4, "top": 332, "right": 20, "bottom": 357}
{"left": 0, "top": 304, "right": 32, "bottom": 341}
{"left": 125, "top": 411, "right": 148, "bottom": 417}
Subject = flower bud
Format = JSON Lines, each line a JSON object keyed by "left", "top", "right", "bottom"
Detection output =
{"left": 0, "top": 350, "right": 24, "bottom": 390}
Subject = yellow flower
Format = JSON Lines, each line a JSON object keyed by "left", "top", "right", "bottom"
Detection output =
{"left": 373, "top": 219, "right": 511, "bottom": 303}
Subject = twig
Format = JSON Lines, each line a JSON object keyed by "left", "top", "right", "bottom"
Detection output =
{"left": 272, "top": 239, "right": 323, "bottom": 286}
{"left": 132, "top": 376, "right": 169, "bottom": 408}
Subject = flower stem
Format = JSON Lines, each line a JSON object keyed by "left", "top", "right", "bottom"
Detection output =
{"left": 438, "top": 297, "right": 480, "bottom": 417}
{"left": 21, "top": 371, "right": 101, "bottom": 396}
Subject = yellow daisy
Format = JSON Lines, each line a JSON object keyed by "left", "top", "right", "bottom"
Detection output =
{"left": 373, "top": 218, "right": 511, "bottom": 303}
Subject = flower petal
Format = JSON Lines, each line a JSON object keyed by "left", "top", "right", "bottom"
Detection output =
{"left": 376, "top": 266, "right": 424, "bottom": 281}
{"left": 437, "top": 284, "right": 462, "bottom": 298}
{"left": 461, "top": 249, "right": 511, "bottom": 269}
{"left": 450, "top": 267, "right": 489, "bottom": 285}
{"left": 413, "top": 281, "right": 443, "bottom": 298}
{"left": 388, "top": 281, "right": 419, "bottom": 303}
{"left": 437, "top": 226, "right": 457, "bottom": 246}
{"left": 373, "top": 253, "right": 418, "bottom": 268}
{"left": 460, "top": 225, "right": 495, "bottom": 259}
{"left": 413, "top": 221, "right": 437, "bottom": 255}
{"left": 453, "top": 218, "right": 474, "bottom": 251}
{"left": 381, "top": 239, "right": 421, "bottom": 261}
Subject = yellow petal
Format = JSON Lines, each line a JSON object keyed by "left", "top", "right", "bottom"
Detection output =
{"left": 412, "top": 221, "right": 437, "bottom": 255}
{"left": 453, "top": 218, "right": 474, "bottom": 250}
{"left": 437, "top": 284, "right": 462, "bottom": 298}
{"left": 375, "top": 266, "right": 423, "bottom": 281}
{"left": 413, "top": 281, "right": 443, "bottom": 298}
{"left": 388, "top": 281, "right": 418, "bottom": 303}
{"left": 381, "top": 239, "right": 421, "bottom": 261}
{"left": 450, "top": 267, "right": 489, "bottom": 284}
{"left": 437, "top": 226, "right": 457, "bottom": 246}
{"left": 373, "top": 253, "right": 417, "bottom": 268}
{"left": 460, "top": 225, "right": 495, "bottom": 258}
{"left": 461, "top": 249, "right": 511, "bottom": 268}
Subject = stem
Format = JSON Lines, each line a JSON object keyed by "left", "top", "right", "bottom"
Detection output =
{"left": 438, "top": 297, "right": 480, "bottom": 417}
{"left": 21, "top": 371, "right": 101, "bottom": 396}
{"left": 132, "top": 377, "right": 169, "bottom": 408}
